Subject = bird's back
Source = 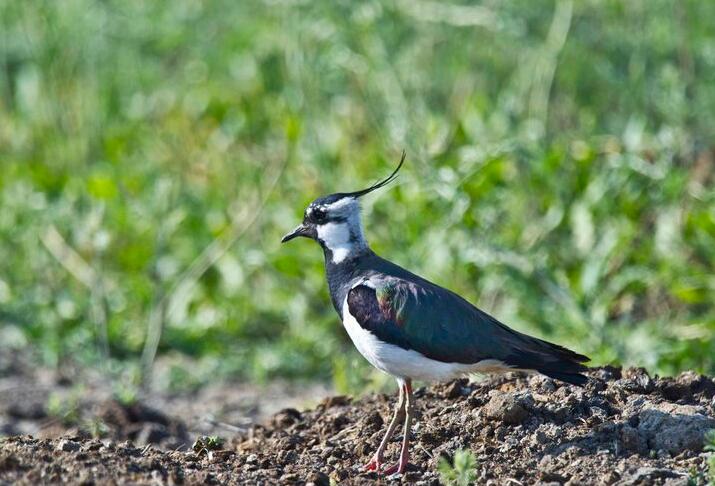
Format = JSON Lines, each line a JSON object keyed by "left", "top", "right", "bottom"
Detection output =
{"left": 338, "top": 252, "right": 589, "bottom": 386}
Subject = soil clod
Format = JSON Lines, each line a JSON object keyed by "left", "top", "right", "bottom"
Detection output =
{"left": 1, "top": 368, "right": 714, "bottom": 484}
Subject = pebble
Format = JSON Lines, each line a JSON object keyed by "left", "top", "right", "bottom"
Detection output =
{"left": 482, "top": 392, "right": 529, "bottom": 425}
{"left": 56, "top": 439, "right": 80, "bottom": 453}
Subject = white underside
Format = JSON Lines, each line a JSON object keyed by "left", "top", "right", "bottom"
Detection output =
{"left": 341, "top": 298, "right": 514, "bottom": 382}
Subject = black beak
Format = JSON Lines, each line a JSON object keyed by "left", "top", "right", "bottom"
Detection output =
{"left": 281, "top": 223, "right": 311, "bottom": 243}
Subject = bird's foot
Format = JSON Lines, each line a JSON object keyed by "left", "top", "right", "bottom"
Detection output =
{"left": 383, "top": 461, "right": 410, "bottom": 477}
{"left": 364, "top": 456, "right": 381, "bottom": 472}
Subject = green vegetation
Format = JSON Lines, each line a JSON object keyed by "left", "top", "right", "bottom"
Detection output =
{"left": 0, "top": 1, "right": 714, "bottom": 390}
{"left": 192, "top": 435, "right": 225, "bottom": 455}
{"left": 438, "top": 448, "right": 479, "bottom": 486}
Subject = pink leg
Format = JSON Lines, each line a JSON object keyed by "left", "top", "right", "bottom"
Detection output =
{"left": 364, "top": 381, "right": 406, "bottom": 472}
{"left": 383, "top": 379, "right": 414, "bottom": 476}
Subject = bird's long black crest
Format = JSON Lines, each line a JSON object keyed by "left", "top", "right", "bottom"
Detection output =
{"left": 345, "top": 151, "right": 406, "bottom": 199}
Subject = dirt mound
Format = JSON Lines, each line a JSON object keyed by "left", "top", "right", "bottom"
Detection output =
{"left": 2, "top": 368, "right": 715, "bottom": 485}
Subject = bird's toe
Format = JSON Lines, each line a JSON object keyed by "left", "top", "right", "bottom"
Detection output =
{"left": 364, "top": 457, "right": 380, "bottom": 472}
{"left": 383, "top": 462, "right": 410, "bottom": 476}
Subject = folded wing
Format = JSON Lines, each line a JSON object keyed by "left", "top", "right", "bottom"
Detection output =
{"left": 346, "top": 276, "right": 589, "bottom": 386}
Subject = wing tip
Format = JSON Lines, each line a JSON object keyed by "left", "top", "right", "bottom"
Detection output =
{"left": 541, "top": 369, "right": 590, "bottom": 387}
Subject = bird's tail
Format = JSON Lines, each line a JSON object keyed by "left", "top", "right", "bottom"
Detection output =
{"left": 506, "top": 334, "right": 590, "bottom": 387}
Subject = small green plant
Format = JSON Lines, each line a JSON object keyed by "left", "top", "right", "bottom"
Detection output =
{"left": 438, "top": 448, "right": 478, "bottom": 486}
{"left": 192, "top": 435, "right": 225, "bottom": 456}
{"left": 705, "top": 429, "right": 715, "bottom": 485}
{"left": 85, "top": 417, "right": 109, "bottom": 438}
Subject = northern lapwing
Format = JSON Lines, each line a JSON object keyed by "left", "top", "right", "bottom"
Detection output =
{"left": 281, "top": 153, "right": 589, "bottom": 475}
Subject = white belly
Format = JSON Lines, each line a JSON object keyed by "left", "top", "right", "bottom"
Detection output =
{"left": 341, "top": 298, "right": 511, "bottom": 382}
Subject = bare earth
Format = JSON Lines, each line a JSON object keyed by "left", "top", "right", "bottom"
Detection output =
{"left": 1, "top": 361, "right": 715, "bottom": 485}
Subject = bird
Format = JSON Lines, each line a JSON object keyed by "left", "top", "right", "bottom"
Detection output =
{"left": 281, "top": 153, "right": 589, "bottom": 476}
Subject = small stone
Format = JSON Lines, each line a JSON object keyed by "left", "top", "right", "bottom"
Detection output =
{"left": 619, "top": 425, "right": 641, "bottom": 452}
{"left": 444, "top": 380, "right": 463, "bottom": 399}
{"left": 482, "top": 393, "right": 529, "bottom": 425}
{"left": 362, "top": 410, "right": 384, "bottom": 429}
{"left": 272, "top": 408, "right": 302, "bottom": 428}
{"left": 56, "top": 439, "right": 80, "bottom": 453}
{"left": 621, "top": 368, "right": 655, "bottom": 393}
{"left": 306, "top": 471, "right": 330, "bottom": 486}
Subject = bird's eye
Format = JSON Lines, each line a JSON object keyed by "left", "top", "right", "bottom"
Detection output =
{"left": 312, "top": 208, "right": 327, "bottom": 223}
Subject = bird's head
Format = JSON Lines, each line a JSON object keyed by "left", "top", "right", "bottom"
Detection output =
{"left": 281, "top": 152, "right": 405, "bottom": 264}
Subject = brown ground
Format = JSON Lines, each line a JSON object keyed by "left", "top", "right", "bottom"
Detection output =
{"left": 1, "top": 361, "right": 715, "bottom": 485}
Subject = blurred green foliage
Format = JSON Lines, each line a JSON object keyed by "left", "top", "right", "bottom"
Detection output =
{"left": 1, "top": 0, "right": 714, "bottom": 391}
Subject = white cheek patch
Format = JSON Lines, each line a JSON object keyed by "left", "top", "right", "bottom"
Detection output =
{"left": 317, "top": 222, "right": 354, "bottom": 264}
{"left": 317, "top": 222, "right": 351, "bottom": 245}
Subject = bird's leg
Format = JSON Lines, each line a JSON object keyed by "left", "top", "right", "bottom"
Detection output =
{"left": 384, "top": 379, "right": 414, "bottom": 476}
{"left": 364, "top": 381, "right": 406, "bottom": 472}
